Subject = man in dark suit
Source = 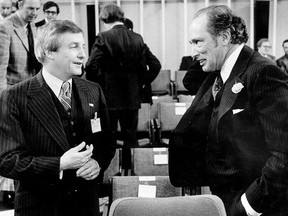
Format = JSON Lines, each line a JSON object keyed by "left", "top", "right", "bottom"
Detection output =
{"left": 85, "top": 4, "right": 159, "bottom": 168}
{"left": 35, "top": 1, "right": 59, "bottom": 28}
{"left": 169, "top": 5, "right": 288, "bottom": 216}
{"left": 0, "top": 20, "right": 115, "bottom": 216}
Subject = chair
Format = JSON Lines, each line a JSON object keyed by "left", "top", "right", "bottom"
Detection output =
{"left": 173, "top": 70, "right": 189, "bottom": 98}
{"left": 151, "top": 70, "right": 173, "bottom": 96}
{"left": 150, "top": 95, "right": 174, "bottom": 120}
{"left": 177, "top": 94, "right": 195, "bottom": 106}
{"left": 110, "top": 176, "right": 182, "bottom": 202}
{"left": 108, "top": 195, "right": 227, "bottom": 216}
{"left": 131, "top": 147, "right": 168, "bottom": 176}
{"left": 117, "top": 103, "right": 154, "bottom": 147}
{"left": 155, "top": 102, "right": 190, "bottom": 145}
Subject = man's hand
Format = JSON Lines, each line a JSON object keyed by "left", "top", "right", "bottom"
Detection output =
{"left": 76, "top": 158, "right": 101, "bottom": 180}
{"left": 60, "top": 142, "right": 93, "bottom": 171}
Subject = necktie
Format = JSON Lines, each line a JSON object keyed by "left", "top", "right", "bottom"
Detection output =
{"left": 59, "top": 82, "right": 71, "bottom": 111}
{"left": 212, "top": 75, "right": 223, "bottom": 100}
{"left": 27, "top": 23, "right": 41, "bottom": 74}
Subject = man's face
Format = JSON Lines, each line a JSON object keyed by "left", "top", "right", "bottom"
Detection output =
{"left": 283, "top": 42, "right": 288, "bottom": 56}
{"left": 19, "top": 0, "right": 40, "bottom": 23}
{"left": 0, "top": 0, "right": 12, "bottom": 18}
{"left": 50, "top": 33, "right": 86, "bottom": 81}
{"left": 44, "top": 6, "right": 58, "bottom": 21}
{"left": 258, "top": 41, "right": 271, "bottom": 56}
{"left": 189, "top": 15, "right": 227, "bottom": 72}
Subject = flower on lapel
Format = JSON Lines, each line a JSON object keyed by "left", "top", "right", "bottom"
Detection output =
{"left": 232, "top": 82, "right": 244, "bottom": 94}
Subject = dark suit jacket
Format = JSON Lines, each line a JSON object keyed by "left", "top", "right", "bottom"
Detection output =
{"left": 0, "top": 72, "right": 115, "bottom": 216}
{"left": 276, "top": 55, "right": 288, "bottom": 74}
{"left": 0, "top": 13, "right": 38, "bottom": 92}
{"left": 85, "top": 25, "right": 159, "bottom": 110}
{"left": 169, "top": 45, "right": 288, "bottom": 215}
{"left": 35, "top": 19, "right": 46, "bottom": 28}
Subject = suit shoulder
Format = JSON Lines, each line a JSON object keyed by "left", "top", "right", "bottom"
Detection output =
{"left": 75, "top": 77, "right": 102, "bottom": 89}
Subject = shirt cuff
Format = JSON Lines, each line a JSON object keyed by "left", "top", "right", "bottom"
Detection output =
{"left": 241, "top": 193, "right": 262, "bottom": 216}
{"left": 59, "top": 170, "right": 63, "bottom": 179}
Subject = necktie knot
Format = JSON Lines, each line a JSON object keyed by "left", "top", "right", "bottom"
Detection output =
{"left": 59, "top": 82, "right": 71, "bottom": 111}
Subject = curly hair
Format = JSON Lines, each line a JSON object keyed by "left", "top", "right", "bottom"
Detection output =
{"left": 195, "top": 5, "right": 249, "bottom": 44}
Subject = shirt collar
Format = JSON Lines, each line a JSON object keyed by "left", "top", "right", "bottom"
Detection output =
{"left": 220, "top": 43, "right": 244, "bottom": 83}
{"left": 42, "top": 68, "right": 72, "bottom": 97}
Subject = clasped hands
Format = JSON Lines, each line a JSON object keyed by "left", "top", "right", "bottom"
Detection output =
{"left": 60, "top": 142, "right": 100, "bottom": 180}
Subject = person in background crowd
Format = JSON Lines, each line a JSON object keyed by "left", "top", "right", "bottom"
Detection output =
{"left": 0, "top": 0, "right": 12, "bottom": 20}
{"left": 0, "top": 0, "right": 42, "bottom": 93}
{"left": 0, "top": 19, "right": 115, "bottom": 216}
{"left": 123, "top": 17, "right": 161, "bottom": 104}
{"left": 35, "top": 1, "right": 59, "bottom": 28}
{"left": 169, "top": 5, "right": 288, "bottom": 216}
{"left": 276, "top": 39, "right": 288, "bottom": 74}
{"left": 85, "top": 4, "right": 159, "bottom": 169}
{"left": 256, "top": 38, "right": 276, "bottom": 62}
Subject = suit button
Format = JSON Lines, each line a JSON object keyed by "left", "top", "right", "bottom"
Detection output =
{"left": 211, "top": 112, "right": 215, "bottom": 117}
{"left": 71, "top": 121, "right": 74, "bottom": 125}
{"left": 72, "top": 133, "right": 76, "bottom": 136}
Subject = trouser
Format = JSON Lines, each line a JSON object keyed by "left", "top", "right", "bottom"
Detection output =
{"left": 108, "top": 110, "right": 139, "bottom": 169}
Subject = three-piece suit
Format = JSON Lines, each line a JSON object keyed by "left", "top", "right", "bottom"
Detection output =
{"left": 0, "top": 72, "right": 115, "bottom": 216}
{"left": 169, "top": 45, "right": 288, "bottom": 216}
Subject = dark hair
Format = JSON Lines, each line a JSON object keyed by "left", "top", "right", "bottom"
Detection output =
{"left": 256, "top": 38, "right": 269, "bottom": 49}
{"left": 43, "top": 1, "right": 60, "bottom": 14}
{"left": 35, "top": 20, "right": 82, "bottom": 63}
{"left": 283, "top": 39, "right": 288, "bottom": 46}
{"left": 123, "top": 18, "right": 133, "bottom": 31}
{"left": 99, "top": 3, "right": 124, "bottom": 24}
{"left": 195, "top": 5, "right": 248, "bottom": 44}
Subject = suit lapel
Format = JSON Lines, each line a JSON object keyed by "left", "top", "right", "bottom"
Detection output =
{"left": 27, "top": 73, "right": 70, "bottom": 151}
{"left": 218, "top": 45, "right": 254, "bottom": 121}
{"left": 11, "top": 14, "right": 29, "bottom": 51}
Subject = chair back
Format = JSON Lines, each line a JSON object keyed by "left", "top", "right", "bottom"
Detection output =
{"left": 151, "top": 70, "right": 171, "bottom": 96}
{"left": 108, "top": 195, "right": 227, "bottom": 216}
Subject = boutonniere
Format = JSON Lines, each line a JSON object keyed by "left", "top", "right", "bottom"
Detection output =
{"left": 232, "top": 82, "right": 244, "bottom": 94}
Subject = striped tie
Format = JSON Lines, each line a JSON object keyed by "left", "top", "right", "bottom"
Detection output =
{"left": 212, "top": 75, "right": 223, "bottom": 100}
{"left": 59, "top": 81, "right": 71, "bottom": 111}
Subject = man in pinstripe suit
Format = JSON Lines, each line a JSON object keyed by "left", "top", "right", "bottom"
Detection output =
{"left": 0, "top": 20, "right": 115, "bottom": 216}
{"left": 169, "top": 5, "right": 288, "bottom": 216}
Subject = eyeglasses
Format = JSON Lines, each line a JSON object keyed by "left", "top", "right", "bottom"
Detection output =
{"left": 44, "top": 11, "right": 57, "bottom": 15}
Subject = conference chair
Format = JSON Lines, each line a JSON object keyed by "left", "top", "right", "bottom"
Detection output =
{"left": 172, "top": 70, "right": 189, "bottom": 99}
{"left": 108, "top": 195, "right": 227, "bottom": 216}
{"left": 154, "top": 102, "right": 190, "bottom": 145}
{"left": 110, "top": 176, "right": 182, "bottom": 203}
{"left": 151, "top": 69, "right": 173, "bottom": 96}
{"left": 131, "top": 147, "right": 169, "bottom": 176}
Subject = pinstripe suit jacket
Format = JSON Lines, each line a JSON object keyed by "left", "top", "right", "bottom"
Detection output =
{"left": 0, "top": 72, "right": 115, "bottom": 215}
{"left": 169, "top": 45, "right": 288, "bottom": 215}
{"left": 0, "top": 13, "right": 38, "bottom": 93}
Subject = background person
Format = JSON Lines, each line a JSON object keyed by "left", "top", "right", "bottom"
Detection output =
{"left": 85, "top": 4, "right": 159, "bottom": 169}
{"left": 0, "top": 0, "right": 42, "bottom": 93}
{"left": 276, "top": 39, "right": 288, "bottom": 74}
{"left": 35, "top": 1, "right": 59, "bottom": 28}
{"left": 169, "top": 5, "right": 288, "bottom": 216}
{"left": 256, "top": 38, "right": 276, "bottom": 62}
{"left": 0, "top": 19, "right": 115, "bottom": 216}
{"left": 0, "top": 0, "right": 12, "bottom": 20}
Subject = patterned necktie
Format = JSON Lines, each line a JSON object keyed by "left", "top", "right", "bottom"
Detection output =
{"left": 212, "top": 75, "right": 223, "bottom": 100}
{"left": 59, "top": 82, "right": 71, "bottom": 111}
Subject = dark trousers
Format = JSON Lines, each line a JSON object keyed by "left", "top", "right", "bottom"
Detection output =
{"left": 108, "top": 110, "right": 139, "bottom": 169}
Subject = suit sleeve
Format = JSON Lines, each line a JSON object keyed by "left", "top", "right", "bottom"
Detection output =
{"left": 245, "top": 64, "right": 288, "bottom": 212}
{"left": 144, "top": 44, "right": 161, "bottom": 84}
{"left": 0, "top": 90, "right": 61, "bottom": 183}
{"left": 85, "top": 35, "right": 106, "bottom": 83}
{"left": 0, "top": 23, "right": 9, "bottom": 93}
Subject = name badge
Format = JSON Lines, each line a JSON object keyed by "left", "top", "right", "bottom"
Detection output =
{"left": 91, "top": 112, "right": 101, "bottom": 133}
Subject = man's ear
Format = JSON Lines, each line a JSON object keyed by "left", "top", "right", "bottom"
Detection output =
{"left": 221, "top": 30, "right": 231, "bottom": 45}
{"left": 45, "top": 50, "right": 54, "bottom": 60}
